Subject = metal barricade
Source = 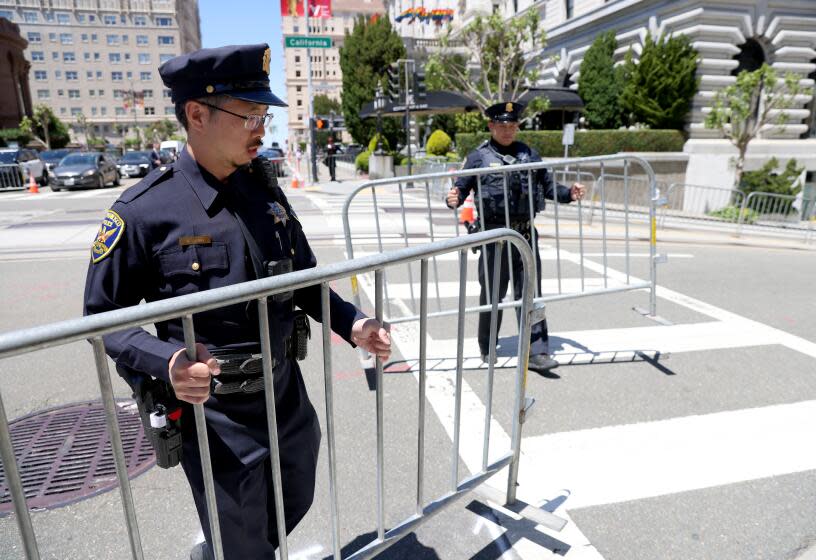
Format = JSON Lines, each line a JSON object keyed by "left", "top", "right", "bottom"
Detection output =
{"left": 342, "top": 154, "right": 660, "bottom": 328}
{"left": 658, "top": 183, "right": 747, "bottom": 229}
{"left": 0, "top": 164, "right": 25, "bottom": 190}
{"left": 0, "top": 230, "right": 549, "bottom": 560}
{"left": 737, "top": 191, "right": 816, "bottom": 240}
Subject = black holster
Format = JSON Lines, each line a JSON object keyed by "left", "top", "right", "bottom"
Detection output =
{"left": 290, "top": 312, "right": 310, "bottom": 361}
{"left": 127, "top": 372, "right": 183, "bottom": 469}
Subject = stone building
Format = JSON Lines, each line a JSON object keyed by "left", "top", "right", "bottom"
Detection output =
{"left": 0, "top": 16, "right": 31, "bottom": 129}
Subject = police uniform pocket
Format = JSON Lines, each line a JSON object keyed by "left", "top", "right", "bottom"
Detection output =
{"left": 157, "top": 243, "right": 230, "bottom": 294}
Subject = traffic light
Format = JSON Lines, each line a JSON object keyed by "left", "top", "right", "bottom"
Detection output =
{"left": 414, "top": 70, "right": 426, "bottom": 101}
{"left": 386, "top": 62, "right": 401, "bottom": 103}
{"left": 315, "top": 118, "right": 326, "bottom": 130}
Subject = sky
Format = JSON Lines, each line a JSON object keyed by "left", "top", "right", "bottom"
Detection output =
{"left": 198, "top": 0, "right": 288, "bottom": 147}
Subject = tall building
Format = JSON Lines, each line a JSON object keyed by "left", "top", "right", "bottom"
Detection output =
{"left": 0, "top": 0, "right": 201, "bottom": 146}
{"left": 281, "top": 0, "right": 383, "bottom": 148}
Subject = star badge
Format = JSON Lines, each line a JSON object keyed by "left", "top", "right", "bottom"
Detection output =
{"left": 268, "top": 201, "right": 288, "bottom": 226}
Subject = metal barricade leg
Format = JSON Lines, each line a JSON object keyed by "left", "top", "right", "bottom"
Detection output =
{"left": 417, "top": 260, "right": 428, "bottom": 514}
{"left": 374, "top": 269, "right": 386, "bottom": 541}
{"left": 320, "top": 284, "right": 342, "bottom": 559}
{"left": 483, "top": 242, "right": 503, "bottom": 471}
{"left": 451, "top": 250, "right": 468, "bottom": 491}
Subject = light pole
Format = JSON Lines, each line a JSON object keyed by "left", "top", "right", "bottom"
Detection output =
{"left": 374, "top": 84, "right": 386, "bottom": 155}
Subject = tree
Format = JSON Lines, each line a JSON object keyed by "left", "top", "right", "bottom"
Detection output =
{"left": 739, "top": 157, "right": 804, "bottom": 197}
{"left": 339, "top": 15, "right": 405, "bottom": 146}
{"left": 427, "top": 11, "right": 549, "bottom": 116}
{"left": 578, "top": 31, "right": 624, "bottom": 129}
{"left": 619, "top": 33, "right": 699, "bottom": 130}
{"left": 145, "top": 119, "right": 178, "bottom": 145}
{"left": 19, "top": 105, "right": 70, "bottom": 149}
{"left": 705, "top": 64, "right": 807, "bottom": 188}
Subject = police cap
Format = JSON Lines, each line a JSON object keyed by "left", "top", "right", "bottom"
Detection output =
{"left": 485, "top": 101, "right": 525, "bottom": 123}
{"left": 159, "top": 43, "right": 287, "bottom": 107}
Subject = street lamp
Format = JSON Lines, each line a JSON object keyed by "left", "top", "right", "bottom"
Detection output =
{"left": 374, "top": 84, "right": 386, "bottom": 155}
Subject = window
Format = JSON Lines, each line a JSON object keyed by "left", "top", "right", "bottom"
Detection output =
{"left": 55, "top": 70, "right": 62, "bottom": 79}
{"left": 113, "top": 90, "right": 124, "bottom": 99}
{"left": 165, "top": 106, "right": 175, "bottom": 115}
{"left": 121, "top": 34, "right": 129, "bottom": 44}
{"left": 98, "top": 89, "right": 104, "bottom": 96}
{"left": 126, "top": 71, "right": 133, "bottom": 80}
{"left": 37, "top": 89, "right": 50, "bottom": 99}
{"left": 89, "top": 89, "right": 95, "bottom": 96}
{"left": 34, "top": 70, "right": 47, "bottom": 81}
{"left": 86, "top": 71, "right": 94, "bottom": 80}
{"left": 103, "top": 14, "right": 117, "bottom": 25}
{"left": 91, "top": 107, "right": 97, "bottom": 116}
{"left": 295, "top": 55, "right": 300, "bottom": 63}
{"left": 137, "top": 35, "right": 149, "bottom": 45}
{"left": 109, "top": 53, "right": 121, "bottom": 63}
{"left": 57, "top": 89, "right": 64, "bottom": 97}
{"left": 28, "top": 33, "right": 42, "bottom": 44}
{"left": 565, "top": 0, "right": 573, "bottom": 18}
{"left": 112, "top": 71, "right": 123, "bottom": 81}
{"left": 48, "top": 33, "right": 57, "bottom": 42}
{"left": 60, "top": 33, "right": 73, "bottom": 45}
{"left": 71, "top": 108, "right": 82, "bottom": 116}
{"left": 116, "top": 107, "right": 126, "bottom": 116}
{"left": 94, "top": 53, "right": 100, "bottom": 61}
{"left": 295, "top": 70, "right": 301, "bottom": 78}
{"left": 68, "top": 89, "right": 80, "bottom": 99}
{"left": 96, "top": 71, "right": 102, "bottom": 79}
{"left": 77, "top": 13, "right": 85, "bottom": 23}
{"left": 144, "top": 107, "right": 155, "bottom": 115}
{"left": 81, "top": 33, "right": 88, "bottom": 42}
{"left": 84, "top": 52, "right": 91, "bottom": 62}
{"left": 124, "top": 53, "right": 131, "bottom": 62}
{"left": 134, "top": 15, "right": 147, "bottom": 26}
{"left": 52, "top": 52, "right": 59, "bottom": 61}
{"left": 66, "top": 71, "right": 78, "bottom": 81}
{"left": 89, "top": 15, "right": 96, "bottom": 22}
{"left": 31, "top": 51, "right": 45, "bottom": 62}
{"left": 63, "top": 52, "right": 76, "bottom": 63}
{"left": 57, "top": 13, "right": 70, "bottom": 25}
{"left": 296, "top": 86, "right": 302, "bottom": 92}
{"left": 101, "top": 107, "right": 107, "bottom": 116}
{"left": 158, "top": 36, "right": 174, "bottom": 46}
{"left": 159, "top": 54, "right": 173, "bottom": 64}
{"left": 61, "top": 108, "right": 67, "bottom": 115}
{"left": 143, "top": 89, "right": 153, "bottom": 98}
{"left": 139, "top": 53, "right": 150, "bottom": 64}
{"left": 140, "top": 71, "right": 152, "bottom": 81}
{"left": 156, "top": 16, "right": 172, "bottom": 26}
{"left": 23, "top": 11, "right": 38, "bottom": 23}
{"left": 0, "top": 10, "right": 13, "bottom": 21}
{"left": 163, "top": 89, "right": 172, "bottom": 98}
{"left": 107, "top": 34, "right": 119, "bottom": 45}
{"left": 297, "top": 100, "right": 302, "bottom": 106}
{"left": 91, "top": 34, "right": 98, "bottom": 43}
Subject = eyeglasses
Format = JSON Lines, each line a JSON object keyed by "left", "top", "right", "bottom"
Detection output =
{"left": 198, "top": 101, "right": 273, "bottom": 130}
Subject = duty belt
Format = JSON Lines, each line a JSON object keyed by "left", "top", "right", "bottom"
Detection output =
{"left": 486, "top": 219, "right": 531, "bottom": 231}
{"left": 211, "top": 352, "right": 269, "bottom": 395}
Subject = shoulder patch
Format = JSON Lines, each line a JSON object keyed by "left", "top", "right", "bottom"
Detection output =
{"left": 91, "top": 210, "right": 125, "bottom": 263}
{"left": 119, "top": 165, "right": 174, "bottom": 204}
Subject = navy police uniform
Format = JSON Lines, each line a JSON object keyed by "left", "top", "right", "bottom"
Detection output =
{"left": 83, "top": 44, "right": 364, "bottom": 559}
{"left": 447, "top": 102, "right": 573, "bottom": 363}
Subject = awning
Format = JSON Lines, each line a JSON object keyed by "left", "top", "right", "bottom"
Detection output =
{"left": 360, "top": 90, "right": 479, "bottom": 118}
{"left": 519, "top": 87, "right": 584, "bottom": 111}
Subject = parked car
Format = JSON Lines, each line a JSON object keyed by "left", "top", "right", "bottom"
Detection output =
{"left": 158, "top": 149, "right": 174, "bottom": 164}
{"left": 51, "top": 152, "right": 119, "bottom": 191}
{"left": 118, "top": 151, "right": 154, "bottom": 177}
{"left": 39, "top": 149, "right": 75, "bottom": 174}
{"left": 259, "top": 147, "right": 286, "bottom": 177}
{"left": 0, "top": 152, "right": 26, "bottom": 190}
{"left": 0, "top": 148, "right": 48, "bottom": 185}
{"left": 160, "top": 140, "right": 185, "bottom": 160}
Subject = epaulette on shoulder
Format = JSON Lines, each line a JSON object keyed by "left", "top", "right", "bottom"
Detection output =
{"left": 478, "top": 140, "right": 490, "bottom": 149}
{"left": 119, "top": 164, "right": 175, "bottom": 204}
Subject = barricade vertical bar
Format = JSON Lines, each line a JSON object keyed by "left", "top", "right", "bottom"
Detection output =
{"left": 553, "top": 165, "right": 563, "bottom": 294}
{"left": 423, "top": 180, "right": 443, "bottom": 312}
{"left": 182, "top": 314, "right": 224, "bottom": 560}
{"left": 502, "top": 173, "right": 515, "bottom": 295}
{"left": 624, "top": 159, "right": 631, "bottom": 284}
{"left": 320, "top": 284, "right": 341, "bottom": 559}
{"left": 374, "top": 268, "right": 385, "bottom": 541}
{"left": 91, "top": 337, "right": 144, "bottom": 560}
{"left": 417, "top": 259, "right": 428, "bottom": 514}
{"left": 483, "top": 241, "right": 503, "bottom": 471}
{"left": 600, "top": 161, "right": 608, "bottom": 288}
{"left": 397, "top": 181, "right": 417, "bottom": 308}
{"left": 475, "top": 175, "right": 491, "bottom": 306}
{"left": 257, "top": 298, "right": 289, "bottom": 559}
{"left": 451, "top": 250, "right": 468, "bottom": 491}
{"left": 0, "top": 389, "right": 40, "bottom": 560}
{"left": 370, "top": 186, "right": 393, "bottom": 318}
{"left": 648, "top": 173, "right": 658, "bottom": 316}
{"left": 577, "top": 165, "right": 586, "bottom": 292}
{"left": 527, "top": 170, "right": 538, "bottom": 298}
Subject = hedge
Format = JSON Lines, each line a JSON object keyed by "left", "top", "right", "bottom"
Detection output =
{"left": 455, "top": 129, "right": 685, "bottom": 158}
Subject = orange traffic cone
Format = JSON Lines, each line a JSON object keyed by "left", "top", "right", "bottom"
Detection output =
{"left": 290, "top": 173, "right": 300, "bottom": 189}
{"left": 27, "top": 171, "right": 39, "bottom": 194}
{"left": 459, "top": 193, "right": 475, "bottom": 224}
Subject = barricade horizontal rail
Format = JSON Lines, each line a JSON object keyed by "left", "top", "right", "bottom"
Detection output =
{"left": 0, "top": 229, "right": 538, "bottom": 560}
{"left": 658, "top": 183, "right": 746, "bottom": 228}
{"left": 342, "top": 153, "right": 660, "bottom": 333}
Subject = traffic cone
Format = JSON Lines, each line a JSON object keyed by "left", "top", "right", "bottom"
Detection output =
{"left": 459, "top": 193, "right": 475, "bottom": 224}
{"left": 290, "top": 174, "right": 299, "bottom": 188}
{"left": 27, "top": 171, "right": 39, "bottom": 194}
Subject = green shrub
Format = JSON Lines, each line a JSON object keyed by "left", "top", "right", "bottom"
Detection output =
{"left": 355, "top": 150, "right": 371, "bottom": 173}
{"left": 707, "top": 205, "right": 758, "bottom": 224}
{"left": 426, "top": 130, "right": 452, "bottom": 155}
{"left": 455, "top": 129, "right": 685, "bottom": 158}
{"left": 0, "top": 128, "right": 32, "bottom": 148}
{"left": 446, "top": 152, "right": 463, "bottom": 163}
{"left": 368, "top": 134, "right": 390, "bottom": 153}
{"left": 740, "top": 157, "right": 804, "bottom": 197}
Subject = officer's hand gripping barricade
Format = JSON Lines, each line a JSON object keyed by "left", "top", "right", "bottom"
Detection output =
{"left": 119, "top": 367, "right": 184, "bottom": 469}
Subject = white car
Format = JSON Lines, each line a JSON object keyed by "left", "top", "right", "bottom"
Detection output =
{"left": 0, "top": 148, "right": 47, "bottom": 187}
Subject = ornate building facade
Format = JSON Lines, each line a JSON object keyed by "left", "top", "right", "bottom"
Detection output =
{"left": 0, "top": 16, "right": 32, "bottom": 129}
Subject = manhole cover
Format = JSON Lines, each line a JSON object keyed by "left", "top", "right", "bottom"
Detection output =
{"left": 0, "top": 400, "right": 156, "bottom": 515}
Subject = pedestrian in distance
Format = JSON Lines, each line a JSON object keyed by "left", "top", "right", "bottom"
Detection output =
{"left": 325, "top": 135, "right": 339, "bottom": 182}
{"left": 149, "top": 143, "right": 162, "bottom": 169}
{"left": 83, "top": 43, "right": 392, "bottom": 560}
{"left": 445, "top": 101, "right": 586, "bottom": 375}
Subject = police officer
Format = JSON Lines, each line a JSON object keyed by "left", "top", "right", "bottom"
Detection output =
{"left": 83, "top": 44, "right": 391, "bottom": 560}
{"left": 445, "top": 101, "right": 585, "bottom": 375}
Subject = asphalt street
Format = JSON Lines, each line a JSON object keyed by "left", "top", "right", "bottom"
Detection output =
{"left": 0, "top": 176, "right": 815, "bottom": 559}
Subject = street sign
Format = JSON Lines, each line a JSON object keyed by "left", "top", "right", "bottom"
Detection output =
{"left": 284, "top": 36, "right": 332, "bottom": 49}
{"left": 562, "top": 123, "right": 575, "bottom": 146}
